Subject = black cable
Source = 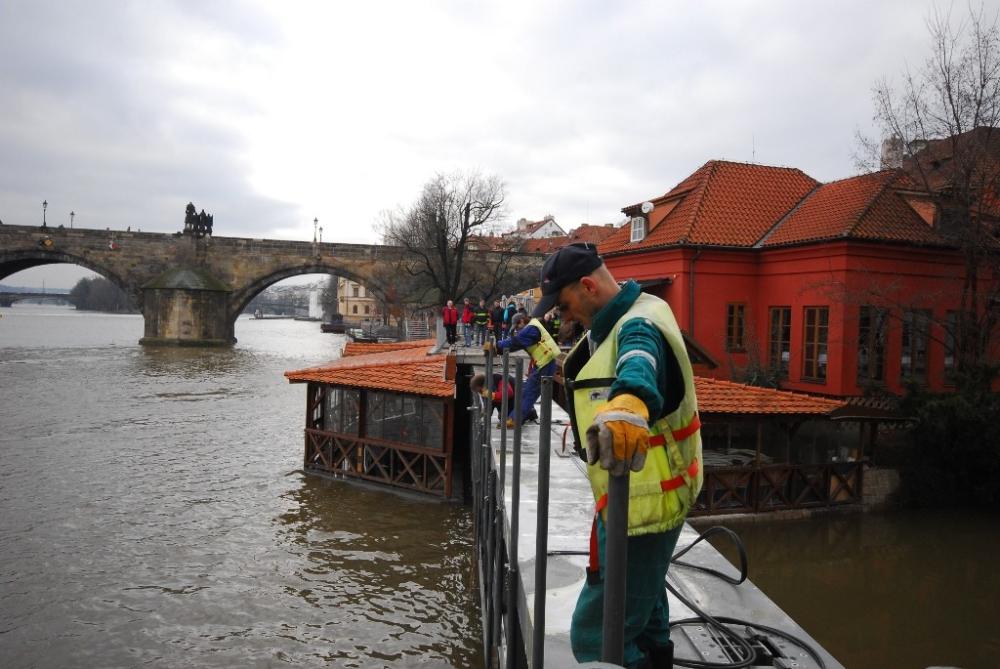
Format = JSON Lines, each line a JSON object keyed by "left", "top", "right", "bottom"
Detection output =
{"left": 668, "top": 526, "right": 827, "bottom": 669}
{"left": 549, "top": 526, "right": 828, "bottom": 668}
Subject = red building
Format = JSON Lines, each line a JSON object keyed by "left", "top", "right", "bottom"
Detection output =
{"left": 598, "top": 159, "right": 998, "bottom": 398}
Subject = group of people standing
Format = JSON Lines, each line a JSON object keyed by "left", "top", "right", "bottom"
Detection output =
{"left": 441, "top": 296, "right": 538, "bottom": 346}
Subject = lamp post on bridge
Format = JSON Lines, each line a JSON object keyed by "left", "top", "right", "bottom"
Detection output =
{"left": 313, "top": 217, "right": 318, "bottom": 244}
{"left": 319, "top": 226, "right": 323, "bottom": 244}
{"left": 70, "top": 211, "right": 75, "bottom": 229}
{"left": 42, "top": 200, "right": 47, "bottom": 228}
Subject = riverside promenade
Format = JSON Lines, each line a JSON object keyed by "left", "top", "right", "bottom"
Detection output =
{"left": 465, "top": 351, "right": 843, "bottom": 669}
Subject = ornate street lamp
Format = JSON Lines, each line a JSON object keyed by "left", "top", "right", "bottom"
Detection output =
{"left": 70, "top": 211, "right": 75, "bottom": 228}
{"left": 313, "top": 217, "right": 318, "bottom": 243}
{"left": 42, "top": 200, "right": 47, "bottom": 227}
{"left": 319, "top": 226, "right": 323, "bottom": 244}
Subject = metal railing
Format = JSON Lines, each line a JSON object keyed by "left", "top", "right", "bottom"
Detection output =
{"left": 467, "top": 349, "right": 627, "bottom": 668}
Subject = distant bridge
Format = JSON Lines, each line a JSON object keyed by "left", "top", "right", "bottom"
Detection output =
{"left": 0, "top": 224, "right": 541, "bottom": 346}
{"left": 0, "top": 291, "right": 73, "bottom": 307}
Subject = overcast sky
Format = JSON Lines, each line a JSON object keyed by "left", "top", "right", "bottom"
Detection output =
{"left": 1, "top": 0, "right": 990, "bottom": 287}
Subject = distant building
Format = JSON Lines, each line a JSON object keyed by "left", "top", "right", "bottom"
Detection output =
{"left": 337, "top": 277, "right": 376, "bottom": 318}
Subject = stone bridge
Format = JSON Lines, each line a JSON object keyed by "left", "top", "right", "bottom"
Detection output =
{"left": 0, "top": 224, "right": 541, "bottom": 346}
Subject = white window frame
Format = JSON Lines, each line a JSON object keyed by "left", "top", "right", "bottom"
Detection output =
{"left": 630, "top": 216, "right": 646, "bottom": 242}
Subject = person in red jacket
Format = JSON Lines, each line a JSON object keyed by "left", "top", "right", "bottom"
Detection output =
{"left": 442, "top": 299, "right": 459, "bottom": 344}
{"left": 461, "top": 297, "right": 475, "bottom": 347}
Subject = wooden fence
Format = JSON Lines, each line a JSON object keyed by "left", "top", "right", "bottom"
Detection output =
{"left": 690, "top": 462, "right": 863, "bottom": 516}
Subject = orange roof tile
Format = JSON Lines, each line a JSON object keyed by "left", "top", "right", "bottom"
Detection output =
{"left": 694, "top": 377, "right": 845, "bottom": 415}
{"left": 601, "top": 161, "right": 819, "bottom": 254}
{"left": 762, "top": 170, "right": 946, "bottom": 247}
{"left": 521, "top": 236, "right": 568, "bottom": 253}
{"left": 567, "top": 223, "right": 619, "bottom": 245}
{"left": 342, "top": 338, "right": 435, "bottom": 357}
{"left": 285, "top": 344, "right": 453, "bottom": 397}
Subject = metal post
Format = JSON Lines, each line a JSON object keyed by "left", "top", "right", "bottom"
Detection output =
{"left": 493, "top": 351, "right": 510, "bottom": 651}
{"left": 483, "top": 349, "right": 496, "bottom": 658}
{"left": 601, "top": 471, "right": 630, "bottom": 665}
{"left": 505, "top": 358, "right": 524, "bottom": 669}
{"left": 531, "top": 376, "right": 553, "bottom": 669}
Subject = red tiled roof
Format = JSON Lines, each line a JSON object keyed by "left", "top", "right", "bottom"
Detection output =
{"left": 762, "top": 170, "right": 946, "bottom": 247}
{"left": 342, "top": 338, "right": 435, "bottom": 357}
{"left": 285, "top": 343, "right": 453, "bottom": 397}
{"left": 521, "top": 236, "right": 568, "bottom": 253}
{"left": 568, "top": 223, "right": 618, "bottom": 245}
{"left": 600, "top": 161, "right": 819, "bottom": 253}
{"left": 694, "top": 377, "right": 845, "bottom": 415}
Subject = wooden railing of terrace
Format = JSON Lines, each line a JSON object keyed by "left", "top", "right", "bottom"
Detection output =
{"left": 305, "top": 427, "right": 452, "bottom": 498}
{"left": 691, "top": 462, "right": 863, "bottom": 516}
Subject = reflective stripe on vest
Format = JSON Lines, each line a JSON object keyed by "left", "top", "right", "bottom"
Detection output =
{"left": 567, "top": 292, "right": 703, "bottom": 537}
{"left": 526, "top": 318, "right": 559, "bottom": 368}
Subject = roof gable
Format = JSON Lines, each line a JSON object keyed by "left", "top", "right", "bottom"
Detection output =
{"left": 762, "top": 170, "right": 946, "bottom": 247}
{"left": 601, "top": 161, "right": 819, "bottom": 253}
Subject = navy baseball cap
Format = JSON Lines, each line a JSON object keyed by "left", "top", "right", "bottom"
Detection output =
{"left": 531, "top": 243, "right": 603, "bottom": 317}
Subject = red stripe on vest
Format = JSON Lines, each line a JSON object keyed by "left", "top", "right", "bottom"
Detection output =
{"left": 648, "top": 412, "right": 701, "bottom": 447}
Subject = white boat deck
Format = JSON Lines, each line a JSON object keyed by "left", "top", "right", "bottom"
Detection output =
{"left": 491, "top": 402, "right": 844, "bottom": 669}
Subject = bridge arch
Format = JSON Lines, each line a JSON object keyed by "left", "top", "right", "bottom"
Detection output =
{"left": 228, "top": 262, "right": 387, "bottom": 324}
{"left": 0, "top": 248, "right": 138, "bottom": 306}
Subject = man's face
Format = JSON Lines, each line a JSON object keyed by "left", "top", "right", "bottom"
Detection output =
{"left": 556, "top": 279, "right": 596, "bottom": 328}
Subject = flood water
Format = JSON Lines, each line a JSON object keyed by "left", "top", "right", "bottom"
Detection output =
{"left": 0, "top": 304, "right": 482, "bottom": 668}
{"left": 706, "top": 509, "right": 1000, "bottom": 669}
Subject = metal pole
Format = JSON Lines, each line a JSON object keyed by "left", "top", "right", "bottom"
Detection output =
{"left": 493, "top": 351, "right": 510, "bottom": 651}
{"left": 505, "top": 358, "right": 524, "bottom": 669}
{"left": 483, "top": 349, "right": 496, "bottom": 658}
{"left": 531, "top": 376, "right": 553, "bottom": 669}
{"left": 601, "top": 471, "right": 630, "bottom": 665}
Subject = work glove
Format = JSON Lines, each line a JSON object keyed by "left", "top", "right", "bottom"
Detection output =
{"left": 585, "top": 394, "right": 650, "bottom": 476}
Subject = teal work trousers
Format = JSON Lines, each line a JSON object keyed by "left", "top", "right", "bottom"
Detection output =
{"left": 570, "top": 516, "right": 683, "bottom": 669}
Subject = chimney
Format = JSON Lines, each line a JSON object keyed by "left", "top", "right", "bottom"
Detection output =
{"left": 880, "top": 136, "right": 904, "bottom": 169}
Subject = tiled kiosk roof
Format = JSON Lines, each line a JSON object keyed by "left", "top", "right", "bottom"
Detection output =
{"left": 287, "top": 340, "right": 844, "bottom": 415}
{"left": 694, "top": 376, "right": 846, "bottom": 416}
{"left": 285, "top": 341, "right": 453, "bottom": 398}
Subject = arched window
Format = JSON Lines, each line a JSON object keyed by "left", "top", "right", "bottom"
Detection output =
{"left": 364, "top": 305, "right": 370, "bottom": 314}
{"left": 352, "top": 305, "right": 358, "bottom": 314}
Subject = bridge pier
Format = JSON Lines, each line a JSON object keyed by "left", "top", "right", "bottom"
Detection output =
{"left": 139, "top": 268, "right": 235, "bottom": 347}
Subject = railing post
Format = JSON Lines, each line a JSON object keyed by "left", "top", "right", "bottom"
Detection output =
{"left": 601, "top": 471, "right": 629, "bottom": 666}
{"left": 505, "top": 357, "right": 524, "bottom": 669}
{"left": 531, "top": 376, "right": 553, "bottom": 669}
{"left": 493, "top": 351, "right": 510, "bottom": 654}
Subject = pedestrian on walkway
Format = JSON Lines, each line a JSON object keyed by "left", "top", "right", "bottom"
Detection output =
{"left": 473, "top": 298, "right": 490, "bottom": 345}
{"left": 441, "top": 299, "right": 458, "bottom": 345}
{"left": 461, "top": 297, "right": 475, "bottom": 347}
{"left": 530, "top": 242, "right": 702, "bottom": 669}
{"left": 490, "top": 299, "right": 505, "bottom": 342}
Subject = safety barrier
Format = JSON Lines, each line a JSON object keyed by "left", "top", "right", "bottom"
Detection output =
{"left": 468, "top": 349, "right": 627, "bottom": 668}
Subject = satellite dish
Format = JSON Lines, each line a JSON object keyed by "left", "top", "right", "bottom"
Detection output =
{"left": 640, "top": 201, "right": 654, "bottom": 214}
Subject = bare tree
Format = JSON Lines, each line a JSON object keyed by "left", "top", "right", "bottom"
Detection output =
{"left": 858, "top": 3, "right": 1000, "bottom": 382}
{"left": 380, "top": 171, "right": 523, "bottom": 304}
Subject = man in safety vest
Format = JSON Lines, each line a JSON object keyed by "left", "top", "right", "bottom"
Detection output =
{"left": 530, "top": 242, "right": 702, "bottom": 669}
{"left": 484, "top": 312, "right": 559, "bottom": 428}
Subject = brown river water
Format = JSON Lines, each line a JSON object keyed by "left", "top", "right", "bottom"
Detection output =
{"left": 3, "top": 304, "right": 997, "bottom": 668}
{"left": 0, "top": 304, "right": 482, "bottom": 668}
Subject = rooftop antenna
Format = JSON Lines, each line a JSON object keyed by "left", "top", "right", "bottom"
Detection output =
{"left": 752, "top": 134, "right": 756, "bottom": 163}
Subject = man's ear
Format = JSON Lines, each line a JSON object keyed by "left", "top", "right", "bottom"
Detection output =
{"left": 579, "top": 276, "right": 597, "bottom": 294}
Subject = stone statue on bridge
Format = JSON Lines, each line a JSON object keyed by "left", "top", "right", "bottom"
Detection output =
{"left": 183, "top": 203, "right": 214, "bottom": 238}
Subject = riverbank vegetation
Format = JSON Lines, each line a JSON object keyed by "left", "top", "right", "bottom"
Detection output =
{"left": 70, "top": 276, "right": 136, "bottom": 313}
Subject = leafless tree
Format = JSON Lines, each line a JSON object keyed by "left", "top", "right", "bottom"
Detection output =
{"left": 380, "top": 171, "right": 525, "bottom": 305}
{"left": 857, "top": 3, "right": 1000, "bottom": 381}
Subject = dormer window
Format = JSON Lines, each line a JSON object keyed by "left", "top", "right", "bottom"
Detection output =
{"left": 630, "top": 216, "right": 646, "bottom": 242}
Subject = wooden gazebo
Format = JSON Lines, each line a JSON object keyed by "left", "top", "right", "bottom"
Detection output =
{"left": 284, "top": 339, "right": 459, "bottom": 498}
